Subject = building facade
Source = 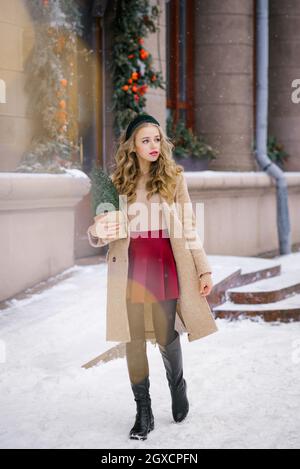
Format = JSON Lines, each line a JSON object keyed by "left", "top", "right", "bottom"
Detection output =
{"left": 1, "top": 0, "right": 299, "bottom": 173}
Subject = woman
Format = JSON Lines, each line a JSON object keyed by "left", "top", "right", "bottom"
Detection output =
{"left": 87, "top": 113, "right": 218, "bottom": 441}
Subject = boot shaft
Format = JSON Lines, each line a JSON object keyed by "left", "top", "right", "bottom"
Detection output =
{"left": 158, "top": 332, "right": 183, "bottom": 388}
{"left": 158, "top": 332, "right": 189, "bottom": 423}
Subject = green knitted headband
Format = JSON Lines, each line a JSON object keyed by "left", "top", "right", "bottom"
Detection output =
{"left": 125, "top": 113, "right": 160, "bottom": 141}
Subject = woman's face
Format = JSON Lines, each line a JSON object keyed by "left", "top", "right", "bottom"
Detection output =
{"left": 134, "top": 124, "right": 161, "bottom": 167}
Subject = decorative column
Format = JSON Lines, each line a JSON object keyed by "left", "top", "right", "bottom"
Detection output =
{"left": 194, "top": 0, "right": 255, "bottom": 171}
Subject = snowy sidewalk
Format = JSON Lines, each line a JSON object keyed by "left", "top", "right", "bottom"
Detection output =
{"left": 0, "top": 263, "right": 300, "bottom": 449}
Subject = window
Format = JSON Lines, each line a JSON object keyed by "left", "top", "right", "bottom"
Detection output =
{"left": 166, "top": 0, "right": 195, "bottom": 128}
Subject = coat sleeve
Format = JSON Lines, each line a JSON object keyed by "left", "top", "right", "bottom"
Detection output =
{"left": 175, "top": 172, "right": 212, "bottom": 278}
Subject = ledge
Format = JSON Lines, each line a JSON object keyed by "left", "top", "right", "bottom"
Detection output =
{"left": 184, "top": 170, "right": 300, "bottom": 190}
{"left": 0, "top": 169, "right": 91, "bottom": 302}
{"left": 0, "top": 169, "right": 91, "bottom": 210}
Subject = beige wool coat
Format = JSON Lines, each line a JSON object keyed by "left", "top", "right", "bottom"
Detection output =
{"left": 87, "top": 172, "right": 218, "bottom": 344}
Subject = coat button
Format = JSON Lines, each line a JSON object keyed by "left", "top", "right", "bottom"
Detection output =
{"left": 112, "top": 256, "right": 116, "bottom": 262}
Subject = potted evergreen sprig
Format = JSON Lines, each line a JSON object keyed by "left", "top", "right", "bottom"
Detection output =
{"left": 166, "top": 114, "right": 217, "bottom": 170}
{"left": 89, "top": 166, "right": 127, "bottom": 239}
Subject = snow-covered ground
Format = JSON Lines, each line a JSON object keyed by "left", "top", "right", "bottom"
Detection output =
{"left": 0, "top": 263, "right": 299, "bottom": 449}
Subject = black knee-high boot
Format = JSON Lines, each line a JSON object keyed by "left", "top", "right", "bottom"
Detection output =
{"left": 158, "top": 332, "right": 189, "bottom": 422}
{"left": 129, "top": 375, "right": 154, "bottom": 440}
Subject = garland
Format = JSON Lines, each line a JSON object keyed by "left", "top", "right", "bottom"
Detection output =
{"left": 111, "top": 0, "right": 165, "bottom": 138}
{"left": 16, "top": 0, "right": 86, "bottom": 173}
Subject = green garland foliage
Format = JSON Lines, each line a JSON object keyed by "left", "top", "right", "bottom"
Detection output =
{"left": 110, "top": 0, "right": 165, "bottom": 138}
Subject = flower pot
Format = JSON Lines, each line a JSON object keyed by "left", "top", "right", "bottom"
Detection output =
{"left": 174, "top": 155, "right": 210, "bottom": 171}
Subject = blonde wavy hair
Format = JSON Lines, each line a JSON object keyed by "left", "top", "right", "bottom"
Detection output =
{"left": 110, "top": 122, "right": 184, "bottom": 205}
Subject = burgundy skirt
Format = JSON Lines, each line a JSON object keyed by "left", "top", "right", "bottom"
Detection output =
{"left": 126, "top": 228, "right": 180, "bottom": 304}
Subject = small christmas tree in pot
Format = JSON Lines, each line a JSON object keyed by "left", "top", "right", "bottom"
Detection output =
{"left": 89, "top": 166, "right": 128, "bottom": 240}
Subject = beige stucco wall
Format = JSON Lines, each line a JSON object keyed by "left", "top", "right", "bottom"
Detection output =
{"left": 186, "top": 171, "right": 300, "bottom": 257}
{"left": 0, "top": 0, "right": 34, "bottom": 171}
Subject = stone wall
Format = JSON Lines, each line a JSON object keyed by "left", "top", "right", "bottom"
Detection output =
{"left": 0, "top": 0, "right": 34, "bottom": 171}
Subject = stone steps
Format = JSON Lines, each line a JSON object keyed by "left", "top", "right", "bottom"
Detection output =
{"left": 226, "top": 270, "right": 300, "bottom": 304}
{"left": 209, "top": 253, "right": 300, "bottom": 322}
{"left": 213, "top": 293, "right": 300, "bottom": 322}
{"left": 208, "top": 255, "right": 281, "bottom": 308}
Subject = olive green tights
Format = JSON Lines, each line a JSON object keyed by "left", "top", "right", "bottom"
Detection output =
{"left": 125, "top": 298, "right": 177, "bottom": 384}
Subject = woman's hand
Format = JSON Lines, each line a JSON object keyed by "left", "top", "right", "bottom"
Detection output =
{"left": 199, "top": 272, "right": 213, "bottom": 297}
{"left": 94, "top": 212, "right": 122, "bottom": 241}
